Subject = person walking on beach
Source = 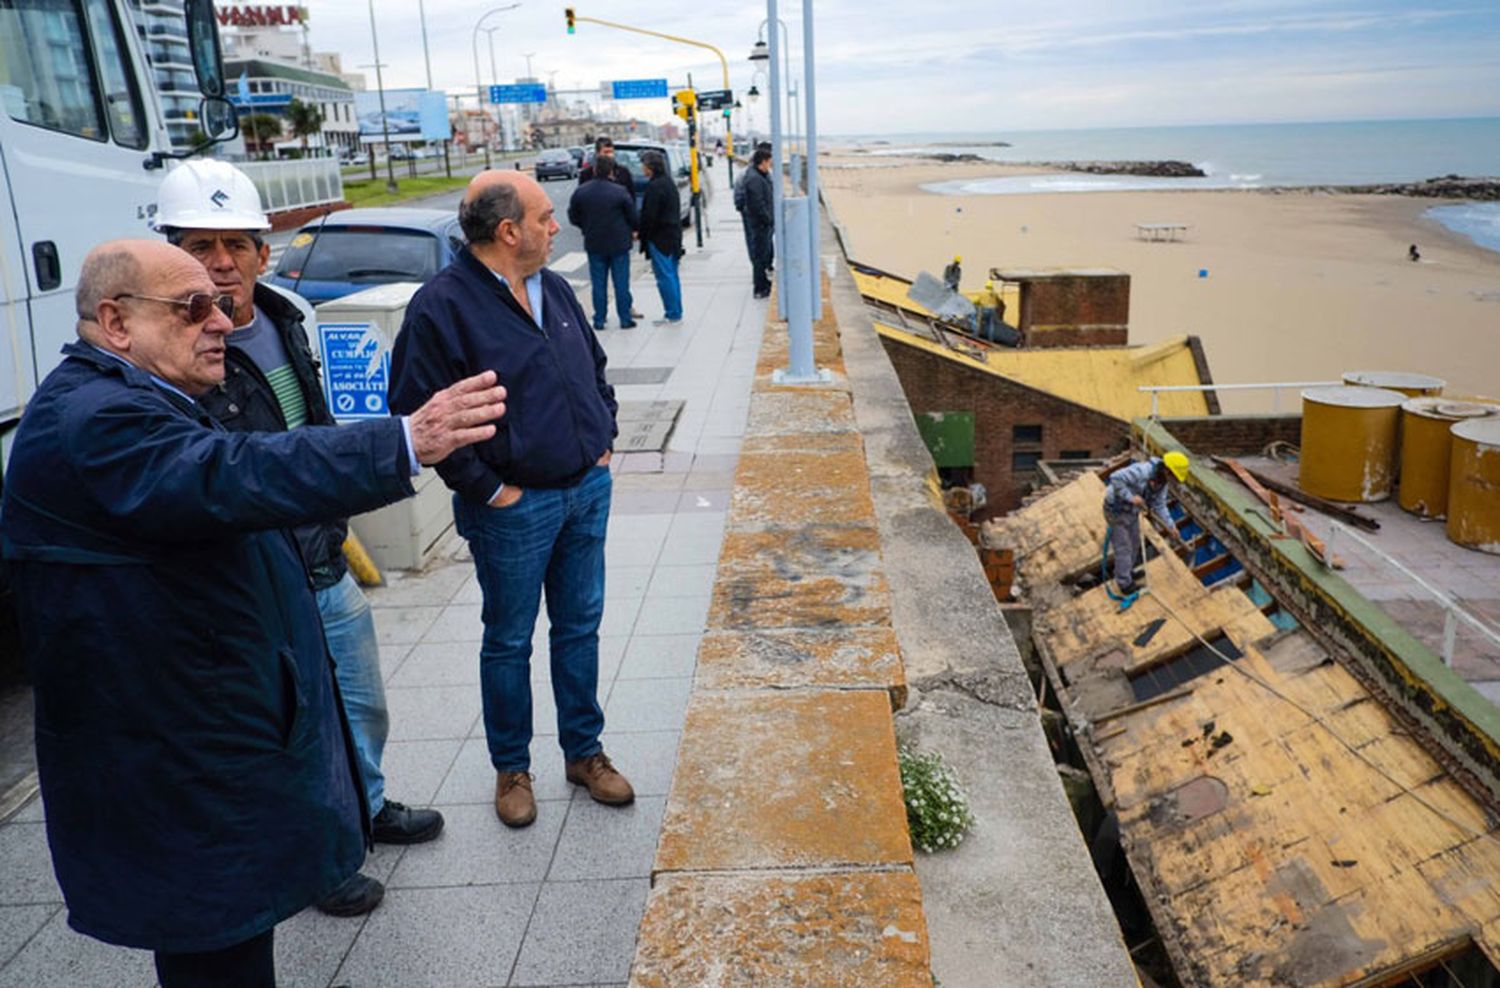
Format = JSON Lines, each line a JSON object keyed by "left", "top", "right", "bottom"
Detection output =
{"left": 943, "top": 254, "right": 963, "bottom": 292}
{"left": 389, "top": 170, "right": 635, "bottom": 833}
{"left": 745, "top": 148, "right": 776, "bottom": 299}
{"left": 638, "top": 151, "right": 684, "bottom": 324}
{"left": 568, "top": 155, "right": 639, "bottom": 330}
{"left": 1408, "top": 244, "right": 1421, "bottom": 262}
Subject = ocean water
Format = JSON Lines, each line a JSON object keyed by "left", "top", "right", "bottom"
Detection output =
{"left": 837, "top": 118, "right": 1500, "bottom": 250}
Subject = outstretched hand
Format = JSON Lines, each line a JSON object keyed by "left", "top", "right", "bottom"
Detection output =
{"left": 409, "top": 370, "right": 507, "bottom": 466}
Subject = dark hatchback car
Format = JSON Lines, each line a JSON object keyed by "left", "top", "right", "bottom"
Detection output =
{"left": 535, "top": 148, "right": 578, "bottom": 181}
{"left": 608, "top": 141, "right": 705, "bottom": 226}
{"left": 266, "top": 208, "right": 464, "bottom": 305}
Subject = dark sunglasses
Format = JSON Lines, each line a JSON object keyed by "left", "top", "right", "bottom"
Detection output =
{"left": 113, "top": 292, "right": 235, "bottom": 323}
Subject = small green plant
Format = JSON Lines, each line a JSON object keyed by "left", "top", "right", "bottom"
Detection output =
{"left": 898, "top": 744, "right": 975, "bottom": 853}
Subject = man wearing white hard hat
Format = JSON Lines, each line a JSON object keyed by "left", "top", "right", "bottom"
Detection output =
{"left": 155, "top": 159, "right": 444, "bottom": 917}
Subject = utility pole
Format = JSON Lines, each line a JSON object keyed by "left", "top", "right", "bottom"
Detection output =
{"left": 362, "top": 0, "right": 397, "bottom": 195}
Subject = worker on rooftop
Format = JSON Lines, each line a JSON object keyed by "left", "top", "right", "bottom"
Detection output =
{"left": 973, "top": 278, "right": 1004, "bottom": 342}
{"left": 942, "top": 254, "right": 962, "bottom": 292}
{"left": 1103, "top": 452, "right": 1190, "bottom": 599}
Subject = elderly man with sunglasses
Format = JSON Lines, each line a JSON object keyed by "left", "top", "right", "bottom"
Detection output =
{"left": 154, "top": 160, "right": 443, "bottom": 918}
{"left": 1, "top": 238, "right": 505, "bottom": 988}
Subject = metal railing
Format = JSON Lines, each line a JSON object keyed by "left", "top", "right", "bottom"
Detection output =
{"left": 237, "top": 159, "right": 344, "bottom": 214}
{"left": 1139, "top": 381, "right": 1340, "bottom": 417}
{"left": 1323, "top": 521, "right": 1500, "bottom": 666}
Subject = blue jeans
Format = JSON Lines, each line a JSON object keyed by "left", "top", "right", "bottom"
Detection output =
{"left": 316, "top": 571, "right": 388, "bottom": 814}
{"left": 646, "top": 243, "right": 683, "bottom": 320}
{"left": 452, "top": 466, "right": 611, "bottom": 772}
{"left": 587, "top": 250, "right": 633, "bottom": 328}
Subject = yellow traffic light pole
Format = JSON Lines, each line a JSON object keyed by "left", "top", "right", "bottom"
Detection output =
{"left": 563, "top": 10, "right": 735, "bottom": 181}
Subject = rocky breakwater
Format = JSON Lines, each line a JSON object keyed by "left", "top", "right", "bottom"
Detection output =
{"left": 1047, "top": 160, "right": 1207, "bottom": 177}
{"left": 1313, "top": 175, "right": 1500, "bottom": 201}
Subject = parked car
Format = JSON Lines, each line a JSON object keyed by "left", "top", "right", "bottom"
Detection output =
{"left": 266, "top": 208, "right": 466, "bottom": 305}
{"left": 566, "top": 146, "right": 586, "bottom": 167}
{"left": 534, "top": 147, "right": 579, "bottom": 181}
{"left": 610, "top": 140, "right": 701, "bottom": 226}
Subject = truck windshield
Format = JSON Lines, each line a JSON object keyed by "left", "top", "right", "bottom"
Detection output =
{"left": 274, "top": 228, "right": 442, "bottom": 283}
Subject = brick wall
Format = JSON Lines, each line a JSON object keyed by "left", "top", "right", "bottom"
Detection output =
{"left": 880, "top": 338, "right": 1129, "bottom": 515}
{"left": 1018, "top": 274, "right": 1130, "bottom": 349}
{"left": 1159, "top": 414, "right": 1302, "bottom": 456}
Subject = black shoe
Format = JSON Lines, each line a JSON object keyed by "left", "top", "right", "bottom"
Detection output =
{"left": 619, "top": 320, "right": 637, "bottom": 329}
{"left": 317, "top": 872, "right": 384, "bottom": 917}
{"left": 753, "top": 289, "right": 771, "bottom": 299}
{"left": 372, "top": 800, "right": 444, "bottom": 845}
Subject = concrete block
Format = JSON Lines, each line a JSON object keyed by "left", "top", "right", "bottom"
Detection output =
{"left": 696, "top": 628, "right": 906, "bottom": 705}
{"left": 729, "top": 450, "right": 877, "bottom": 531}
{"left": 655, "top": 691, "right": 911, "bottom": 872}
{"left": 709, "top": 527, "right": 891, "bottom": 630}
{"left": 744, "top": 390, "right": 857, "bottom": 436}
{"left": 629, "top": 871, "right": 932, "bottom": 988}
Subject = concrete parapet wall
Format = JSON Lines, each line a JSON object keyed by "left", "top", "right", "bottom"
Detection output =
{"left": 1137, "top": 418, "right": 1500, "bottom": 809}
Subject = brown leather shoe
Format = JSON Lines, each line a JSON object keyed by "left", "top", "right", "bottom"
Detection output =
{"left": 565, "top": 752, "right": 635, "bottom": 806}
{"left": 495, "top": 771, "right": 537, "bottom": 828}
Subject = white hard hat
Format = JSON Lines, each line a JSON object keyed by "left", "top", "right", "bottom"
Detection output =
{"left": 155, "top": 159, "right": 270, "bottom": 232}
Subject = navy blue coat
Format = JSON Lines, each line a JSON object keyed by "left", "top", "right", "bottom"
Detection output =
{"left": 567, "top": 176, "right": 638, "bottom": 257}
{"left": 389, "top": 248, "right": 617, "bottom": 503}
{"left": 0, "top": 342, "right": 415, "bottom": 952}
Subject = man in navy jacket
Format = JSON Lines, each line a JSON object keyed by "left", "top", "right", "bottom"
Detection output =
{"left": 1, "top": 239, "right": 505, "bottom": 987}
{"left": 568, "top": 155, "right": 639, "bottom": 330}
{"left": 390, "top": 170, "right": 634, "bottom": 831}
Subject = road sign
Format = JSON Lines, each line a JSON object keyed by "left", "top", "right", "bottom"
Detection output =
{"left": 489, "top": 83, "right": 547, "bottom": 104}
{"left": 696, "top": 88, "right": 733, "bottom": 110}
{"left": 608, "top": 78, "right": 668, "bottom": 100}
{"left": 319, "top": 323, "right": 390, "bottom": 421}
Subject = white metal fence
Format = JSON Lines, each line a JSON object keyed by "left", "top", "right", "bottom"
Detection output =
{"left": 238, "top": 159, "right": 344, "bottom": 214}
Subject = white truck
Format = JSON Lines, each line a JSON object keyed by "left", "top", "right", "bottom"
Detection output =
{"left": 0, "top": 0, "right": 235, "bottom": 448}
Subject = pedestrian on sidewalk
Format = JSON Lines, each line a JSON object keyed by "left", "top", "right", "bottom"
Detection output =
{"left": 578, "top": 135, "right": 636, "bottom": 199}
{"left": 745, "top": 148, "right": 776, "bottom": 299}
{"left": 638, "top": 151, "right": 684, "bottom": 324}
{"left": 154, "top": 160, "right": 444, "bottom": 921}
{"left": 734, "top": 141, "right": 772, "bottom": 275}
{"left": 2, "top": 239, "right": 505, "bottom": 988}
{"left": 390, "top": 170, "right": 635, "bottom": 833}
{"left": 569, "top": 155, "right": 639, "bottom": 330}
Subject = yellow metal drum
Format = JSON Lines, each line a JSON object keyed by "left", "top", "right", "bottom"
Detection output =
{"left": 1343, "top": 370, "right": 1445, "bottom": 398}
{"left": 1300, "top": 386, "right": 1405, "bottom": 502}
{"left": 1399, "top": 399, "right": 1497, "bottom": 517}
{"left": 1447, "top": 417, "right": 1500, "bottom": 554}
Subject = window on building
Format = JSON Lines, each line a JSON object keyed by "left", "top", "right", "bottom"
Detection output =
{"left": 0, "top": 0, "right": 107, "bottom": 139}
{"left": 1060, "top": 450, "right": 1092, "bottom": 460}
{"left": 1128, "top": 634, "right": 1243, "bottom": 702}
{"left": 1013, "top": 424, "right": 1043, "bottom": 444}
{"left": 1012, "top": 450, "right": 1043, "bottom": 473}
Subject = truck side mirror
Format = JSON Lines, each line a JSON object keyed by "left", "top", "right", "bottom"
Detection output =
{"left": 184, "top": 0, "right": 225, "bottom": 99}
{"left": 200, "top": 97, "right": 238, "bottom": 141}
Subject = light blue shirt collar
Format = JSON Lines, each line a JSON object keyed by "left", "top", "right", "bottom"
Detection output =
{"left": 491, "top": 270, "right": 545, "bottom": 329}
{"left": 87, "top": 343, "right": 198, "bottom": 405}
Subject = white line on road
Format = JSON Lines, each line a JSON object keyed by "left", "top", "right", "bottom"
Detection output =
{"left": 551, "top": 251, "right": 587, "bottom": 274}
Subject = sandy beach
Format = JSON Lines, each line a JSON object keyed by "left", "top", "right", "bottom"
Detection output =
{"left": 821, "top": 155, "right": 1500, "bottom": 411}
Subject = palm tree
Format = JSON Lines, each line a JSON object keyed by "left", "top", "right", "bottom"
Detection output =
{"left": 285, "top": 98, "right": 325, "bottom": 156}
{"left": 240, "top": 112, "right": 283, "bottom": 158}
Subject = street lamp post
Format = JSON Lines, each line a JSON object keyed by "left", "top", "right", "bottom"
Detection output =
{"left": 802, "top": 0, "right": 822, "bottom": 321}
{"left": 365, "top": 0, "right": 397, "bottom": 195}
{"left": 472, "top": 3, "right": 522, "bottom": 169}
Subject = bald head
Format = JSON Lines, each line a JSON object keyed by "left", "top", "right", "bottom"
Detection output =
{"left": 459, "top": 170, "right": 557, "bottom": 279}
{"left": 459, "top": 170, "right": 537, "bottom": 245}
{"left": 76, "top": 240, "right": 205, "bottom": 341}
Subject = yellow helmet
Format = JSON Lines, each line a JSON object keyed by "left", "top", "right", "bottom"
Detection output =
{"left": 1163, "top": 451, "right": 1190, "bottom": 482}
{"left": 984, "top": 279, "right": 994, "bottom": 289}
{"left": 953, "top": 254, "right": 962, "bottom": 263}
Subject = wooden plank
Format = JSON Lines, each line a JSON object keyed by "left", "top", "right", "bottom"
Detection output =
{"left": 1211, "top": 456, "right": 1380, "bottom": 532}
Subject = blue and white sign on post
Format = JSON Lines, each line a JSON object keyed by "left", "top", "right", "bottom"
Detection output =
{"left": 489, "top": 83, "right": 548, "bottom": 104}
{"left": 609, "top": 78, "right": 668, "bottom": 100}
{"left": 319, "top": 323, "right": 391, "bottom": 420}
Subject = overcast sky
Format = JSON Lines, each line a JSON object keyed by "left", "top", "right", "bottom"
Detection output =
{"left": 290, "top": 0, "right": 1500, "bottom": 134}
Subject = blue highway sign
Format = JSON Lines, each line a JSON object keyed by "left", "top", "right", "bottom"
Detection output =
{"left": 610, "top": 78, "right": 668, "bottom": 100}
{"left": 489, "top": 83, "right": 548, "bottom": 104}
{"left": 319, "top": 323, "right": 390, "bottom": 420}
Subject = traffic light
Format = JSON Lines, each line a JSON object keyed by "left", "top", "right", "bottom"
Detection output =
{"left": 565, "top": 7, "right": 575, "bottom": 33}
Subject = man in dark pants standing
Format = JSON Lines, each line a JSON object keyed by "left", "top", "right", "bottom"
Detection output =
{"left": 390, "top": 170, "right": 634, "bottom": 833}
{"left": 154, "top": 159, "right": 444, "bottom": 919}
{"left": 638, "top": 151, "right": 684, "bottom": 324}
{"left": 744, "top": 148, "right": 776, "bottom": 299}
{"left": 569, "top": 155, "right": 639, "bottom": 330}
{"left": 2, "top": 239, "right": 506, "bottom": 988}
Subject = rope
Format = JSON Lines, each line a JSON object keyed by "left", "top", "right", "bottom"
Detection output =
{"left": 1145, "top": 590, "right": 1497, "bottom": 846}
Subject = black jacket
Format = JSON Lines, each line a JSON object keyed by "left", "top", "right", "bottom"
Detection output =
{"left": 578, "top": 160, "right": 636, "bottom": 198}
{"left": 389, "top": 248, "right": 618, "bottom": 503}
{"left": 198, "top": 284, "right": 349, "bottom": 590}
{"left": 744, "top": 167, "right": 774, "bottom": 230}
{"left": 1, "top": 342, "right": 413, "bottom": 951}
{"left": 638, "top": 172, "right": 682, "bottom": 257}
{"left": 568, "top": 177, "right": 638, "bottom": 257}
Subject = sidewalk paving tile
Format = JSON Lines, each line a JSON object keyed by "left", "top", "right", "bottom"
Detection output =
{"left": 629, "top": 594, "right": 711, "bottom": 638}
{"left": 605, "top": 565, "right": 654, "bottom": 598}
{"left": 0, "top": 909, "right": 154, "bottom": 988}
{"left": 595, "top": 732, "right": 682, "bottom": 799}
{"left": 509, "top": 878, "right": 648, "bottom": 987}
{"left": 643, "top": 565, "right": 717, "bottom": 598}
{"left": 423, "top": 602, "right": 485, "bottom": 643}
{"left": 617, "top": 634, "right": 701, "bottom": 680}
{"left": 388, "top": 641, "right": 480, "bottom": 688}
{"left": 388, "top": 803, "right": 566, "bottom": 888}
{"left": 0, "top": 823, "right": 62, "bottom": 904}
{"left": 379, "top": 738, "right": 465, "bottom": 806}
{"left": 373, "top": 605, "right": 443, "bottom": 646}
{"left": 273, "top": 905, "right": 365, "bottom": 988}
{"left": 385, "top": 685, "right": 483, "bottom": 742}
{"left": 603, "top": 677, "right": 692, "bottom": 734}
{"left": 547, "top": 797, "right": 667, "bottom": 882}
{"left": 0, "top": 904, "right": 55, "bottom": 969}
{"left": 367, "top": 564, "right": 472, "bottom": 608}
{"left": 333, "top": 884, "right": 538, "bottom": 988}
{"left": 435, "top": 738, "right": 574, "bottom": 805}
